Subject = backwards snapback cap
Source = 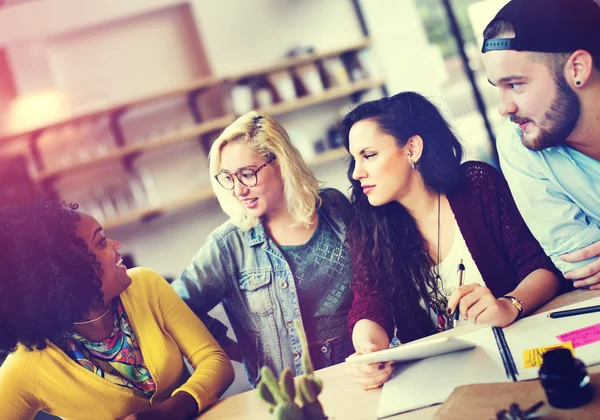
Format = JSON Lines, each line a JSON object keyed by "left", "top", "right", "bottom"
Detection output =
{"left": 482, "top": 0, "right": 600, "bottom": 54}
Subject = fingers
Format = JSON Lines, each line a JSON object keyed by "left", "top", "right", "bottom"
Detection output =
{"left": 348, "top": 362, "right": 394, "bottom": 390}
{"left": 564, "top": 257, "right": 600, "bottom": 280}
{"left": 563, "top": 260, "right": 600, "bottom": 288}
{"left": 348, "top": 360, "right": 392, "bottom": 376}
{"left": 455, "top": 286, "right": 494, "bottom": 320}
{"left": 465, "top": 299, "right": 489, "bottom": 324}
{"left": 347, "top": 344, "right": 394, "bottom": 390}
{"left": 573, "top": 272, "right": 600, "bottom": 288}
{"left": 447, "top": 284, "right": 481, "bottom": 313}
{"left": 560, "top": 241, "right": 600, "bottom": 263}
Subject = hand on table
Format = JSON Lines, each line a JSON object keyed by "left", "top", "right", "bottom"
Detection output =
{"left": 447, "top": 284, "right": 519, "bottom": 328}
{"left": 118, "top": 409, "right": 170, "bottom": 420}
{"left": 117, "top": 391, "right": 197, "bottom": 420}
{"left": 347, "top": 343, "right": 394, "bottom": 391}
{"left": 561, "top": 241, "right": 600, "bottom": 289}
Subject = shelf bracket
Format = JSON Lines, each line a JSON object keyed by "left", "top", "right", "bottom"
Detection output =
{"left": 109, "top": 108, "right": 128, "bottom": 148}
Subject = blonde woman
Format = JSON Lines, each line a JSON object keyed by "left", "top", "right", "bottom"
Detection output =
{"left": 172, "top": 112, "right": 354, "bottom": 386}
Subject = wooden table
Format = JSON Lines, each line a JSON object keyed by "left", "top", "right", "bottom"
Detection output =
{"left": 198, "top": 289, "right": 600, "bottom": 419}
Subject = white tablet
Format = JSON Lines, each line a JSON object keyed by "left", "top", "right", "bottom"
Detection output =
{"left": 345, "top": 336, "right": 477, "bottom": 365}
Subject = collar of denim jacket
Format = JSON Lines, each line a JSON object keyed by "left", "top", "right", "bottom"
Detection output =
{"left": 244, "top": 222, "right": 267, "bottom": 247}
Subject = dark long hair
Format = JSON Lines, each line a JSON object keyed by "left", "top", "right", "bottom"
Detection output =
{"left": 0, "top": 200, "right": 103, "bottom": 354}
{"left": 342, "top": 92, "right": 463, "bottom": 343}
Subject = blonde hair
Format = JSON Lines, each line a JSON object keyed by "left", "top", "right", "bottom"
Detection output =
{"left": 209, "top": 111, "right": 321, "bottom": 230}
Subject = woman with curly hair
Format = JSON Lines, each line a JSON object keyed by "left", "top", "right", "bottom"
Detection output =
{"left": 172, "top": 112, "right": 354, "bottom": 387}
{"left": 343, "top": 92, "right": 562, "bottom": 390}
{"left": 0, "top": 201, "right": 234, "bottom": 420}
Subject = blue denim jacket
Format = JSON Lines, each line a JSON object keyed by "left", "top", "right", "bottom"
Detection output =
{"left": 172, "top": 188, "right": 352, "bottom": 387}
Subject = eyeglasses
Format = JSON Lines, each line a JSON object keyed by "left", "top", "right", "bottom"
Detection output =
{"left": 214, "top": 157, "right": 276, "bottom": 190}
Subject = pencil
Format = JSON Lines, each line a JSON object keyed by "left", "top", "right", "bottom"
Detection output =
{"left": 548, "top": 304, "right": 600, "bottom": 319}
{"left": 492, "top": 326, "right": 517, "bottom": 381}
{"left": 453, "top": 259, "right": 465, "bottom": 329}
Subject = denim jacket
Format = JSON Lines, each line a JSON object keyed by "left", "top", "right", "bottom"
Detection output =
{"left": 172, "top": 188, "right": 352, "bottom": 387}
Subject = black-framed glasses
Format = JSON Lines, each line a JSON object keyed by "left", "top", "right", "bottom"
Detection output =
{"left": 214, "top": 157, "right": 276, "bottom": 190}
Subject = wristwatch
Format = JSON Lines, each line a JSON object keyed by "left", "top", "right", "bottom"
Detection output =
{"left": 500, "top": 295, "right": 524, "bottom": 321}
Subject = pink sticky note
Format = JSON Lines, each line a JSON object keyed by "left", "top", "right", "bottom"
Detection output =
{"left": 556, "top": 323, "right": 600, "bottom": 349}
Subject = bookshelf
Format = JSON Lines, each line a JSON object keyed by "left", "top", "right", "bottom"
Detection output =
{"left": 1, "top": 38, "right": 383, "bottom": 227}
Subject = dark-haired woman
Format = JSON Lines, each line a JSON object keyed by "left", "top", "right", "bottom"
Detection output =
{"left": 0, "top": 202, "right": 233, "bottom": 420}
{"left": 343, "top": 92, "right": 562, "bottom": 390}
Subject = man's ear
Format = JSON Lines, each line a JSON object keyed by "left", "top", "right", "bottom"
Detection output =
{"left": 567, "top": 50, "right": 594, "bottom": 88}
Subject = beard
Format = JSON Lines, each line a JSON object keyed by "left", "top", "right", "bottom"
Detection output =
{"left": 512, "top": 75, "right": 581, "bottom": 151}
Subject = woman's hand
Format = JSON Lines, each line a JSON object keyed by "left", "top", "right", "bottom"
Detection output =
{"left": 347, "top": 343, "right": 394, "bottom": 390}
{"left": 118, "top": 410, "right": 170, "bottom": 420}
{"left": 447, "top": 284, "right": 519, "bottom": 328}
{"left": 117, "top": 391, "right": 198, "bottom": 420}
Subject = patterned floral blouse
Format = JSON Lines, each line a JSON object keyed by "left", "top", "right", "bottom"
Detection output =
{"left": 58, "top": 297, "right": 156, "bottom": 398}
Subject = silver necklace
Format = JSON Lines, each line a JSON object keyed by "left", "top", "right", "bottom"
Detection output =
{"left": 435, "top": 191, "right": 441, "bottom": 281}
{"left": 434, "top": 193, "right": 455, "bottom": 297}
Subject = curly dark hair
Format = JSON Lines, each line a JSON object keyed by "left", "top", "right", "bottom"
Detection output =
{"left": 342, "top": 92, "right": 464, "bottom": 343}
{"left": 0, "top": 200, "right": 104, "bottom": 354}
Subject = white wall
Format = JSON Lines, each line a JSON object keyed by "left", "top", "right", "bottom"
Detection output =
{"left": 189, "top": 0, "right": 364, "bottom": 75}
{"left": 45, "top": 5, "right": 209, "bottom": 108}
{"left": 358, "top": 0, "right": 445, "bottom": 98}
{"left": 0, "top": 0, "right": 188, "bottom": 45}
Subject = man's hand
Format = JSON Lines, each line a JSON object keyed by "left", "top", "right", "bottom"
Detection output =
{"left": 561, "top": 241, "right": 600, "bottom": 289}
{"left": 447, "top": 284, "right": 519, "bottom": 327}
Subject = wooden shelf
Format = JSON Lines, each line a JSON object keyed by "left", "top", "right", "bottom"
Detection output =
{"left": 224, "top": 38, "right": 371, "bottom": 82}
{"left": 33, "top": 115, "right": 236, "bottom": 182}
{"left": 0, "top": 39, "right": 372, "bottom": 143}
{"left": 103, "top": 147, "right": 350, "bottom": 230}
{"left": 103, "top": 186, "right": 216, "bottom": 230}
{"left": 306, "top": 147, "right": 349, "bottom": 167}
{"left": 263, "top": 77, "right": 384, "bottom": 116}
{"left": 34, "top": 78, "right": 382, "bottom": 182}
{"left": 0, "top": 75, "right": 221, "bottom": 143}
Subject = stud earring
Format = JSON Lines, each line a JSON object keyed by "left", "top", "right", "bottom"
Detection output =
{"left": 576, "top": 81, "right": 582, "bottom": 86}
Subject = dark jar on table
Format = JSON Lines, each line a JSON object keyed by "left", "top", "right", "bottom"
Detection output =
{"left": 539, "top": 348, "right": 594, "bottom": 409}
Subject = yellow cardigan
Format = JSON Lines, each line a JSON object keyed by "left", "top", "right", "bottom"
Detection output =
{"left": 0, "top": 267, "right": 234, "bottom": 420}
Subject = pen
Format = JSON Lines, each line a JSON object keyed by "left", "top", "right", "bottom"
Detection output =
{"left": 453, "top": 259, "right": 465, "bottom": 329}
{"left": 548, "top": 304, "right": 600, "bottom": 319}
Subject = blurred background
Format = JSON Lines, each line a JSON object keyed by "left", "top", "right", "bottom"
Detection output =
{"left": 0, "top": 0, "right": 510, "bottom": 403}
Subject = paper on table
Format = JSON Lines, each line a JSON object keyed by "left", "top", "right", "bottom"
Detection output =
{"left": 557, "top": 323, "right": 600, "bottom": 348}
{"left": 522, "top": 341, "right": 574, "bottom": 368}
{"left": 504, "top": 295, "right": 600, "bottom": 379}
{"left": 376, "top": 296, "right": 600, "bottom": 418}
{"left": 376, "top": 328, "right": 508, "bottom": 418}
{"left": 345, "top": 336, "right": 476, "bottom": 365}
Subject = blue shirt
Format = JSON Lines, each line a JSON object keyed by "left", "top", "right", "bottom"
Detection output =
{"left": 497, "top": 120, "right": 600, "bottom": 275}
{"left": 171, "top": 188, "right": 352, "bottom": 387}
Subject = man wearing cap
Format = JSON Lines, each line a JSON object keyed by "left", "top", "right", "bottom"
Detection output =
{"left": 481, "top": 0, "right": 600, "bottom": 289}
